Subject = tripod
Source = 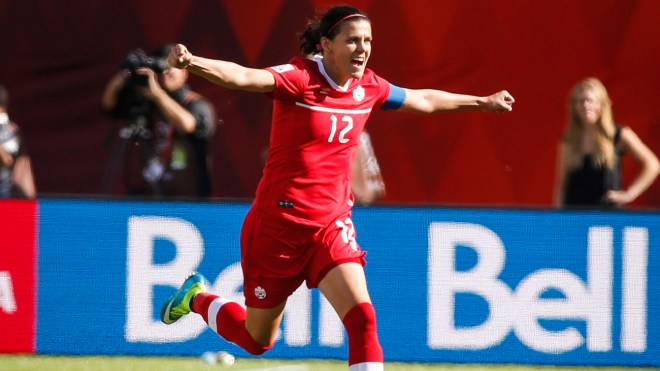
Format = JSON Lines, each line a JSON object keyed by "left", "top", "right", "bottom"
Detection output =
{"left": 99, "top": 115, "right": 153, "bottom": 195}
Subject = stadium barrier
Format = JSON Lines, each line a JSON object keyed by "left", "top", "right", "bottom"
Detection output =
{"left": 1, "top": 199, "right": 658, "bottom": 366}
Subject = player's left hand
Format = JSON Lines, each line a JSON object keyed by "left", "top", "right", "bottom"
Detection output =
{"left": 485, "top": 90, "right": 515, "bottom": 112}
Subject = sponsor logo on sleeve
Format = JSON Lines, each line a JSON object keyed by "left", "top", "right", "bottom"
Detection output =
{"left": 271, "top": 64, "right": 295, "bottom": 74}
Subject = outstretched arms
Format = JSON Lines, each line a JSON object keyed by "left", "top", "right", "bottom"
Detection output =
{"left": 169, "top": 44, "right": 515, "bottom": 110}
{"left": 398, "top": 88, "right": 515, "bottom": 114}
{"left": 168, "top": 44, "right": 275, "bottom": 93}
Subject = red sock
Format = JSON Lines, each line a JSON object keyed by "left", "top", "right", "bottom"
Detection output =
{"left": 192, "top": 292, "right": 273, "bottom": 355}
{"left": 342, "top": 302, "right": 384, "bottom": 367}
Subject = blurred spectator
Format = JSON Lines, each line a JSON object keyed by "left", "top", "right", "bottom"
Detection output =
{"left": 352, "top": 131, "right": 385, "bottom": 204}
{"left": 0, "top": 85, "right": 36, "bottom": 198}
{"left": 261, "top": 131, "right": 387, "bottom": 205}
{"left": 554, "top": 77, "right": 659, "bottom": 208}
{"left": 101, "top": 44, "right": 217, "bottom": 198}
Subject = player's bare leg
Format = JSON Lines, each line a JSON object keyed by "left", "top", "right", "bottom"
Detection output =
{"left": 245, "top": 302, "right": 286, "bottom": 346}
{"left": 319, "top": 262, "right": 372, "bottom": 317}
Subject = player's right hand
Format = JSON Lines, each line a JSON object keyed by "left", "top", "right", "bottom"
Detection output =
{"left": 168, "top": 44, "right": 193, "bottom": 69}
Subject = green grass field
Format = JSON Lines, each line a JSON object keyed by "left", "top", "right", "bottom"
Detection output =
{"left": 0, "top": 355, "right": 657, "bottom": 371}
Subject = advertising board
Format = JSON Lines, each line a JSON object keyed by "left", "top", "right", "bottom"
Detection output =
{"left": 35, "top": 200, "right": 659, "bottom": 365}
{"left": 0, "top": 200, "right": 37, "bottom": 353}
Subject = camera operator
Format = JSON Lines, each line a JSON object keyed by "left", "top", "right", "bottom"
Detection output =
{"left": 0, "top": 84, "right": 36, "bottom": 198}
{"left": 101, "top": 44, "right": 217, "bottom": 198}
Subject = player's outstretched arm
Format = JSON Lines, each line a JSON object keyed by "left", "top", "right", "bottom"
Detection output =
{"left": 168, "top": 44, "right": 275, "bottom": 93}
{"left": 398, "top": 88, "right": 515, "bottom": 114}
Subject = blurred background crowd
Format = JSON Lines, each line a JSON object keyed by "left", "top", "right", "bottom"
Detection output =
{"left": 0, "top": 0, "right": 658, "bottom": 208}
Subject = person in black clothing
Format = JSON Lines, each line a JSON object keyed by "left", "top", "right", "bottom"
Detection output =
{"left": 554, "top": 77, "right": 659, "bottom": 208}
{"left": 0, "top": 84, "right": 36, "bottom": 198}
{"left": 101, "top": 44, "right": 217, "bottom": 198}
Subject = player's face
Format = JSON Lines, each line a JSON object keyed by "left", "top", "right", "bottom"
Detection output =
{"left": 574, "top": 88, "right": 602, "bottom": 126}
{"left": 324, "top": 20, "right": 372, "bottom": 83}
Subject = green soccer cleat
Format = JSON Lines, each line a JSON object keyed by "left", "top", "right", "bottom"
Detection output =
{"left": 160, "top": 273, "right": 208, "bottom": 324}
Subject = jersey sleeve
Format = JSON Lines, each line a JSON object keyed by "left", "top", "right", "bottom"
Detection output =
{"left": 371, "top": 72, "right": 406, "bottom": 111}
{"left": 381, "top": 84, "right": 406, "bottom": 111}
{"left": 264, "top": 58, "right": 309, "bottom": 100}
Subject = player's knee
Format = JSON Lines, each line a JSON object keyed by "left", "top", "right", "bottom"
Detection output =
{"left": 342, "top": 302, "right": 378, "bottom": 334}
{"left": 246, "top": 343, "right": 272, "bottom": 356}
{"left": 244, "top": 334, "right": 274, "bottom": 355}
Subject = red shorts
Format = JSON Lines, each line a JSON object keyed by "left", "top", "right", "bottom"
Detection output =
{"left": 239, "top": 208, "right": 367, "bottom": 308}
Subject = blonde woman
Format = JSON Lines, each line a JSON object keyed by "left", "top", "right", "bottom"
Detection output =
{"left": 554, "top": 77, "right": 659, "bottom": 208}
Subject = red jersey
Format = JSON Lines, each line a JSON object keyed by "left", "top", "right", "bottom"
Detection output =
{"left": 255, "top": 56, "right": 393, "bottom": 226}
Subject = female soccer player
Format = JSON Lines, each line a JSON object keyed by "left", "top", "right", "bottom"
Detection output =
{"left": 161, "top": 5, "right": 514, "bottom": 370}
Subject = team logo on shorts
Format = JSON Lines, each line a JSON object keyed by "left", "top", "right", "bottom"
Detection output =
{"left": 353, "top": 85, "right": 365, "bottom": 102}
{"left": 254, "top": 286, "right": 267, "bottom": 300}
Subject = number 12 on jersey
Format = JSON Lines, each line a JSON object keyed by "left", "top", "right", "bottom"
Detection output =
{"left": 328, "top": 114, "right": 354, "bottom": 144}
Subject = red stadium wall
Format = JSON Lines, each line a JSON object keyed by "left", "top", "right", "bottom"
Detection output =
{"left": 0, "top": 0, "right": 658, "bottom": 208}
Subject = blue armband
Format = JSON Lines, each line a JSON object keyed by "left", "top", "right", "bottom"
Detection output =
{"left": 381, "top": 84, "right": 406, "bottom": 111}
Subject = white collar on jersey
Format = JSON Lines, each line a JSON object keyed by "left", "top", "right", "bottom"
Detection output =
{"left": 0, "top": 112, "right": 8, "bottom": 126}
{"left": 311, "top": 54, "right": 351, "bottom": 92}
